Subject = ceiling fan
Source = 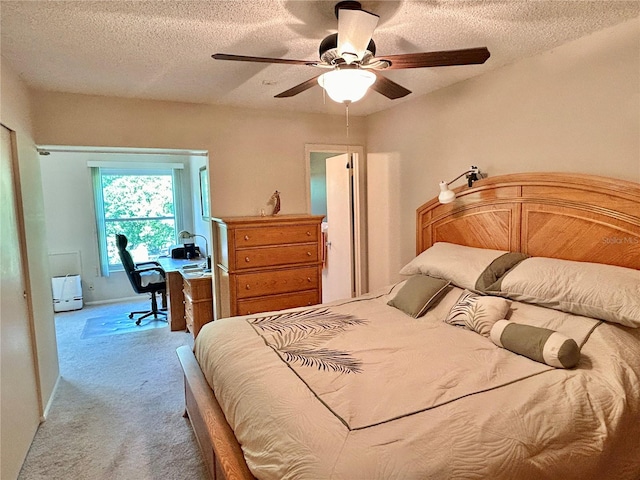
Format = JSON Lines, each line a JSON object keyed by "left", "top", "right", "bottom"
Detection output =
{"left": 212, "top": 1, "right": 490, "bottom": 104}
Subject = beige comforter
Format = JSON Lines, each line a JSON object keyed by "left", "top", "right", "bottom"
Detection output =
{"left": 194, "top": 284, "right": 640, "bottom": 480}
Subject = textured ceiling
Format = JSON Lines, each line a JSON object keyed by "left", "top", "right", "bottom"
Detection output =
{"left": 1, "top": 1, "right": 639, "bottom": 117}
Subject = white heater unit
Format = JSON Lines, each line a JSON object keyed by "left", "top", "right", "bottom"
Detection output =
{"left": 51, "top": 275, "right": 83, "bottom": 312}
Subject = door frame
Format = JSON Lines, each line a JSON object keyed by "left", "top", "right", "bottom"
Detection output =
{"left": 304, "top": 144, "right": 367, "bottom": 296}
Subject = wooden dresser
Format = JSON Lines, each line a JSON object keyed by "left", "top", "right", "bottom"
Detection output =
{"left": 212, "top": 214, "right": 324, "bottom": 318}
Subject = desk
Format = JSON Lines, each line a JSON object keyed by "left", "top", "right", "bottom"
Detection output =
{"left": 157, "top": 257, "right": 214, "bottom": 337}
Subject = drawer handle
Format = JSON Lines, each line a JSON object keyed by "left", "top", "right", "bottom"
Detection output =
{"left": 307, "top": 251, "right": 312, "bottom": 256}
{"left": 245, "top": 284, "right": 250, "bottom": 290}
{"left": 306, "top": 231, "right": 311, "bottom": 236}
{"left": 307, "top": 277, "right": 311, "bottom": 282}
{"left": 245, "top": 256, "right": 250, "bottom": 262}
{"left": 244, "top": 235, "right": 250, "bottom": 241}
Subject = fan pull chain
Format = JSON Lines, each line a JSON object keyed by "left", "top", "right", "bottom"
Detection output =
{"left": 345, "top": 101, "right": 350, "bottom": 138}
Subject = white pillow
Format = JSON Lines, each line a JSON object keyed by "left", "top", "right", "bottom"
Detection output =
{"left": 400, "top": 242, "right": 510, "bottom": 291}
{"left": 486, "top": 257, "right": 640, "bottom": 328}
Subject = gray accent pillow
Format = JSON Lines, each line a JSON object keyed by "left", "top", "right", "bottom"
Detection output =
{"left": 490, "top": 320, "right": 581, "bottom": 368}
{"left": 387, "top": 275, "right": 451, "bottom": 318}
{"left": 475, "top": 252, "right": 529, "bottom": 292}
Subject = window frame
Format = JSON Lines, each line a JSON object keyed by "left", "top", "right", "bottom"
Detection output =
{"left": 90, "top": 163, "right": 185, "bottom": 276}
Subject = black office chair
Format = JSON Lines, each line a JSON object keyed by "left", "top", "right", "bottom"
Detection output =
{"left": 115, "top": 234, "right": 167, "bottom": 325}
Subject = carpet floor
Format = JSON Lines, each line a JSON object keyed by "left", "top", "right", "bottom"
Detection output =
{"left": 18, "top": 299, "right": 209, "bottom": 480}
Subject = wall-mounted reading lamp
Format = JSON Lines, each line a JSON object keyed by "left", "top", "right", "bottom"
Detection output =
{"left": 178, "top": 230, "right": 210, "bottom": 269}
{"left": 438, "top": 166, "right": 484, "bottom": 204}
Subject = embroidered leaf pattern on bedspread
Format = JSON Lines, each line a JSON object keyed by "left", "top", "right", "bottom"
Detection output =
{"left": 248, "top": 308, "right": 366, "bottom": 374}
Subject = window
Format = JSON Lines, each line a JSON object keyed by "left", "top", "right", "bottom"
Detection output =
{"left": 91, "top": 165, "right": 184, "bottom": 275}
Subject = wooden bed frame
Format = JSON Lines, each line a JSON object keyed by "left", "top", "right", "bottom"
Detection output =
{"left": 177, "top": 172, "right": 640, "bottom": 480}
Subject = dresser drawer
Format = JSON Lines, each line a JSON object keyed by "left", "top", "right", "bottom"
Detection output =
{"left": 237, "top": 290, "right": 320, "bottom": 316}
{"left": 235, "top": 224, "right": 318, "bottom": 247}
{"left": 235, "top": 266, "right": 319, "bottom": 299}
{"left": 234, "top": 244, "right": 318, "bottom": 270}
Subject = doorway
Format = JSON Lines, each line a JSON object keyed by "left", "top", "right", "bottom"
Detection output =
{"left": 305, "top": 144, "right": 367, "bottom": 303}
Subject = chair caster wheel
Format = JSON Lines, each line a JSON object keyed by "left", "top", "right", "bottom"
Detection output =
{"left": 129, "top": 313, "right": 134, "bottom": 319}
{"left": 136, "top": 319, "right": 141, "bottom": 326}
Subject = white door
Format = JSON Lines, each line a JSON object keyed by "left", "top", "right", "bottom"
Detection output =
{"left": 1, "top": 125, "right": 41, "bottom": 480}
{"left": 322, "top": 153, "right": 354, "bottom": 302}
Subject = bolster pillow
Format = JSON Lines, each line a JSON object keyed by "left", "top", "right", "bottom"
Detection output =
{"left": 490, "top": 320, "right": 580, "bottom": 369}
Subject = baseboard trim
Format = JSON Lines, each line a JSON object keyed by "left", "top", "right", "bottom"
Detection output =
{"left": 41, "top": 374, "right": 61, "bottom": 422}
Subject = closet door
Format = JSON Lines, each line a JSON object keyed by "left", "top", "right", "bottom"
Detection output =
{"left": 0, "top": 125, "right": 41, "bottom": 480}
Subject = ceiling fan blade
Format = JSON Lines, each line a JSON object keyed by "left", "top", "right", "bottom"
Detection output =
{"left": 370, "top": 72, "right": 411, "bottom": 100}
{"left": 380, "top": 47, "right": 490, "bottom": 69}
{"left": 337, "top": 8, "right": 379, "bottom": 62}
{"left": 274, "top": 75, "right": 322, "bottom": 98}
{"left": 212, "top": 53, "right": 316, "bottom": 66}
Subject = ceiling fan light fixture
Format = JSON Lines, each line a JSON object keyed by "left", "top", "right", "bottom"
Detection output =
{"left": 317, "top": 68, "right": 376, "bottom": 103}
{"left": 214, "top": 2, "right": 489, "bottom": 103}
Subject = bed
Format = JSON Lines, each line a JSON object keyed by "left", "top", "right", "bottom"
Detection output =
{"left": 177, "top": 172, "right": 640, "bottom": 480}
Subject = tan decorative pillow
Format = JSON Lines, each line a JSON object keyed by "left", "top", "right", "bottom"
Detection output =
{"left": 485, "top": 257, "right": 640, "bottom": 328}
{"left": 399, "top": 242, "right": 527, "bottom": 293}
{"left": 387, "top": 275, "right": 451, "bottom": 318}
{"left": 445, "top": 290, "right": 511, "bottom": 337}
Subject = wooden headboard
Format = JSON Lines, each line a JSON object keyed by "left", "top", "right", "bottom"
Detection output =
{"left": 416, "top": 173, "right": 640, "bottom": 270}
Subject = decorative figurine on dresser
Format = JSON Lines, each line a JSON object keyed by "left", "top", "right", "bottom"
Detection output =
{"left": 269, "top": 190, "right": 281, "bottom": 215}
{"left": 211, "top": 214, "right": 324, "bottom": 319}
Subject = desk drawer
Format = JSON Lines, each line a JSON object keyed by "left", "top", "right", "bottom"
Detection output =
{"left": 185, "top": 310, "right": 195, "bottom": 334}
{"left": 235, "top": 266, "right": 319, "bottom": 299}
{"left": 234, "top": 244, "right": 318, "bottom": 270}
{"left": 235, "top": 225, "right": 318, "bottom": 247}
{"left": 184, "top": 298, "right": 194, "bottom": 323}
{"left": 183, "top": 276, "right": 213, "bottom": 301}
{"left": 237, "top": 290, "right": 320, "bottom": 316}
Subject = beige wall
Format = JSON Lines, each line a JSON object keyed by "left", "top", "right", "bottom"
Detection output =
{"left": 1, "top": 59, "right": 59, "bottom": 432}
{"left": 33, "top": 92, "right": 365, "bottom": 301}
{"left": 366, "top": 18, "right": 640, "bottom": 290}
{"left": 32, "top": 92, "right": 366, "bottom": 218}
{"left": 189, "top": 154, "right": 211, "bottom": 250}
